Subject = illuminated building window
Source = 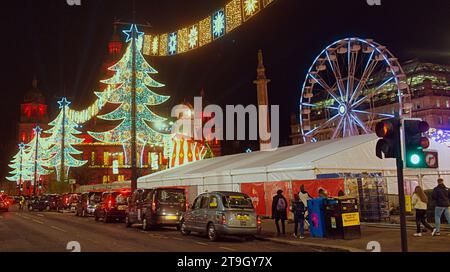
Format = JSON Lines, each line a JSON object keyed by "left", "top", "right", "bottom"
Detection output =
{"left": 103, "top": 152, "right": 110, "bottom": 166}
{"left": 438, "top": 116, "right": 443, "bottom": 125}
{"left": 118, "top": 153, "right": 124, "bottom": 166}
{"left": 446, "top": 100, "right": 449, "bottom": 108}
{"left": 91, "top": 152, "right": 95, "bottom": 166}
{"left": 436, "top": 100, "right": 441, "bottom": 108}
{"left": 102, "top": 175, "right": 109, "bottom": 184}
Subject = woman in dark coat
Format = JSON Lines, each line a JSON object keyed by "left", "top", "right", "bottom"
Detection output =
{"left": 272, "top": 190, "right": 288, "bottom": 235}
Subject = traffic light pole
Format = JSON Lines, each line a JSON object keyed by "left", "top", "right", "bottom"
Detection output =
{"left": 395, "top": 118, "right": 408, "bottom": 252}
{"left": 395, "top": 157, "right": 408, "bottom": 252}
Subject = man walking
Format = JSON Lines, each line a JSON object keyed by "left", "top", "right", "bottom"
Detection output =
{"left": 272, "top": 190, "right": 287, "bottom": 236}
{"left": 431, "top": 178, "right": 450, "bottom": 236}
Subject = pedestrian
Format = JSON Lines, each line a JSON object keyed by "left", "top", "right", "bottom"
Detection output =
{"left": 272, "top": 190, "right": 287, "bottom": 236}
{"left": 298, "top": 185, "right": 312, "bottom": 230}
{"left": 412, "top": 186, "right": 433, "bottom": 237}
{"left": 18, "top": 195, "right": 25, "bottom": 212}
{"left": 291, "top": 194, "right": 306, "bottom": 239}
{"left": 318, "top": 188, "right": 328, "bottom": 198}
{"left": 298, "top": 185, "right": 312, "bottom": 207}
{"left": 431, "top": 178, "right": 450, "bottom": 236}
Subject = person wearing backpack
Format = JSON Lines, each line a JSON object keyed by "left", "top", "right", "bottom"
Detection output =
{"left": 291, "top": 194, "right": 306, "bottom": 239}
{"left": 272, "top": 190, "right": 288, "bottom": 236}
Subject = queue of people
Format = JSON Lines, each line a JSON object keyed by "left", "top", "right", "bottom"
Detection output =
{"left": 272, "top": 178, "right": 450, "bottom": 240}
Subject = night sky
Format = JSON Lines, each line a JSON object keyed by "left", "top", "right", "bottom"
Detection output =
{"left": 1, "top": 0, "right": 449, "bottom": 179}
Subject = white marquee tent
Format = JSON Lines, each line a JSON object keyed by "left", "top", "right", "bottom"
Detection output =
{"left": 138, "top": 134, "right": 450, "bottom": 194}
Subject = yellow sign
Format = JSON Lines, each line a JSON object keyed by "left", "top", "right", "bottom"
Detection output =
{"left": 342, "top": 212, "right": 360, "bottom": 227}
{"left": 405, "top": 196, "right": 412, "bottom": 213}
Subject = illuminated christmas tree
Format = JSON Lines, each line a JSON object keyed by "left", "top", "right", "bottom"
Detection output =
{"left": 88, "top": 24, "right": 171, "bottom": 163}
{"left": 6, "top": 143, "right": 33, "bottom": 184}
{"left": 25, "top": 126, "right": 53, "bottom": 184}
{"left": 44, "top": 98, "right": 87, "bottom": 182}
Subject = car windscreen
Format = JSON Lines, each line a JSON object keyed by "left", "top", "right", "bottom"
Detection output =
{"left": 113, "top": 193, "right": 129, "bottom": 205}
{"left": 89, "top": 193, "right": 102, "bottom": 203}
{"left": 157, "top": 189, "right": 185, "bottom": 204}
{"left": 222, "top": 195, "right": 254, "bottom": 209}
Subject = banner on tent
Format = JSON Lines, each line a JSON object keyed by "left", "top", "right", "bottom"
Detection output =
{"left": 240, "top": 182, "right": 266, "bottom": 216}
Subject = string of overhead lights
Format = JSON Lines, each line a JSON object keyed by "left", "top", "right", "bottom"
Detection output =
{"left": 142, "top": 0, "right": 276, "bottom": 56}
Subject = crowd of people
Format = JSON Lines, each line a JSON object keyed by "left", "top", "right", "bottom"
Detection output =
{"left": 271, "top": 178, "right": 450, "bottom": 239}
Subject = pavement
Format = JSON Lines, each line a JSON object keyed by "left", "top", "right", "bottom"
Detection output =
{"left": 257, "top": 219, "right": 450, "bottom": 252}
{"left": 0, "top": 206, "right": 315, "bottom": 252}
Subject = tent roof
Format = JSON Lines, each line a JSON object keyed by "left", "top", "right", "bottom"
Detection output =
{"left": 138, "top": 134, "right": 450, "bottom": 184}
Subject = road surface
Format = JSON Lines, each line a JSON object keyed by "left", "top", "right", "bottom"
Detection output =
{"left": 0, "top": 206, "right": 317, "bottom": 252}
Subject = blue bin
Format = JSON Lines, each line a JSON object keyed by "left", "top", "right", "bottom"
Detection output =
{"left": 308, "top": 198, "right": 327, "bottom": 238}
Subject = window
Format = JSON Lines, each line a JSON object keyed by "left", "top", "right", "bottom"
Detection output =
{"left": 200, "top": 196, "right": 209, "bottom": 209}
{"left": 209, "top": 195, "right": 219, "bottom": 209}
{"left": 103, "top": 152, "right": 110, "bottom": 166}
{"left": 446, "top": 101, "right": 450, "bottom": 108}
{"left": 438, "top": 116, "right": 443, "bottom": 125}
{"left": 91, "top": 152, "right": 96, "bottom": 166}
{"left": 436, "top": 100, "right": 441, "bottom": 108}
{"left": 102, "top": 175, "right": 109, "bottom": 184}
{"left": 118, "top": 175, "right": 125, "bottom": 182}
{"left": 118, "top": 153, "right": 124, "bottom": 166}
{"left": 193, "top": 196, "right": 203, "bottom": 210}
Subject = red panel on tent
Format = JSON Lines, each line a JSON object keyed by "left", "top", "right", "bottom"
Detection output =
{"left": 240, "top": 183, "right": 266, "bottom": 216}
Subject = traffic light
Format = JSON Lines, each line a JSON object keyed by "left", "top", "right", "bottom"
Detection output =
{"left": 375, "top": 118, "right": 400, "bottom": 159}
{"left": 403, "top": 118, "right": 430, "bottom": 168}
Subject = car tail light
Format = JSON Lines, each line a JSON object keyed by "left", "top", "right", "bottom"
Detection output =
{"left": 257, "top": 216, "right": 262, "bottom": 226}
{"left": 221, "top": 214, "right": 227, "bottom": 225}
{"left": 108, "top": 199, "right": 113, "bottom": 208}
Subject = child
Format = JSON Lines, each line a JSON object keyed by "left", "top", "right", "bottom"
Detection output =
{"left": 291, "top": 194, "right": 306, "bottom": 239}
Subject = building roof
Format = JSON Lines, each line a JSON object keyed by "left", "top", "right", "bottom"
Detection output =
{"left": 24, "top": 77, "right": 46, "bottom": 104}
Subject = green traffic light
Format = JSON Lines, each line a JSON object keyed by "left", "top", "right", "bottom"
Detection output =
{"left": 410, "top": 154, "right": 421, "bottom": 165}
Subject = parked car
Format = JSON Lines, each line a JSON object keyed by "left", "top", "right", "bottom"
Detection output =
{"left": 180, "top": 191, "right": 261, "bottom": 241}
{"left": 57, "top": 193, "right": 79, "bottom": 212}
{"left": 125, "top": 187, "right": 187, "bottom": 230}
{"left": 94, "top": 191, "right": 131, "bottom": 223}
{"left": 28, "top": 194, "right": 60, "bottom": 212}
{"left": 75, "top": 191, "right": 103, "bottom": 217}
{"left": 0, "top": 195, "right": 11, "bottom": 212}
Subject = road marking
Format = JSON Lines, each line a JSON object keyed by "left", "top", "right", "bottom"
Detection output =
{"left": 22, "top": 216, "right": 31, "bottom": 220}
{"left": 37, "top": 214, "right": 45, "bottom": 217}
{"left": 32, "top": 219, "right": 44, "bottom": 224}
{"left": 172, "top": 237, "right": 184, "bottom": 241}
{"left": 195, "top": 242, "right": 209, "bottom": 246}
{"left": 50, "top": 225, "right": 67, "bottom": 233}
{"left": 219, "top": 246, "right": 236, "bottom": 251}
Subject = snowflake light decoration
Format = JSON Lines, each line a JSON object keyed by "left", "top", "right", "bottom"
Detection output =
{"left": 428, "top": 128, "right": 450, "bottom": 147}
{"left": 212, "top": 10, "right": 225, "bottom": 40}
{"left": 244, "top": 0, "right": 259, "bottom": 16}
{"left": 168, "top": 32, "right": 177, "bottom": 55}
{"left": 188, "top": 25, "right": 199, "bottom": 49}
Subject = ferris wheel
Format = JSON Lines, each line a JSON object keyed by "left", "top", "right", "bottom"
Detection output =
{"left": 299, "top": 38, "right": 412, "bottom": 142}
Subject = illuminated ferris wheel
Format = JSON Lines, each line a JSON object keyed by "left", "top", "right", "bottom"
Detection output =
{"left": 299, "top": 38, "right": 412, "bottom": 142}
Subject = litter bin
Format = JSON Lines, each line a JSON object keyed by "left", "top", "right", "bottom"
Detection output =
{"left": 308, "top": 198, "right": 327, "bottom": 238}
{"left": 324, "top": 197, "right": 361, "bottom": 240}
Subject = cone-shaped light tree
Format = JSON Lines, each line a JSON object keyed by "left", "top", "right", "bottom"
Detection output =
{"left": 6, "top": 143, "right": 33, "bottom": 185}
{"left": 26, "top": 126, "right": 53, "bottom": 194}
{"left": 88, "top": 24, "right": 171, "bottom": 165}
{"left": 44, "top": 98, "right": 87, "bottom": 182}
